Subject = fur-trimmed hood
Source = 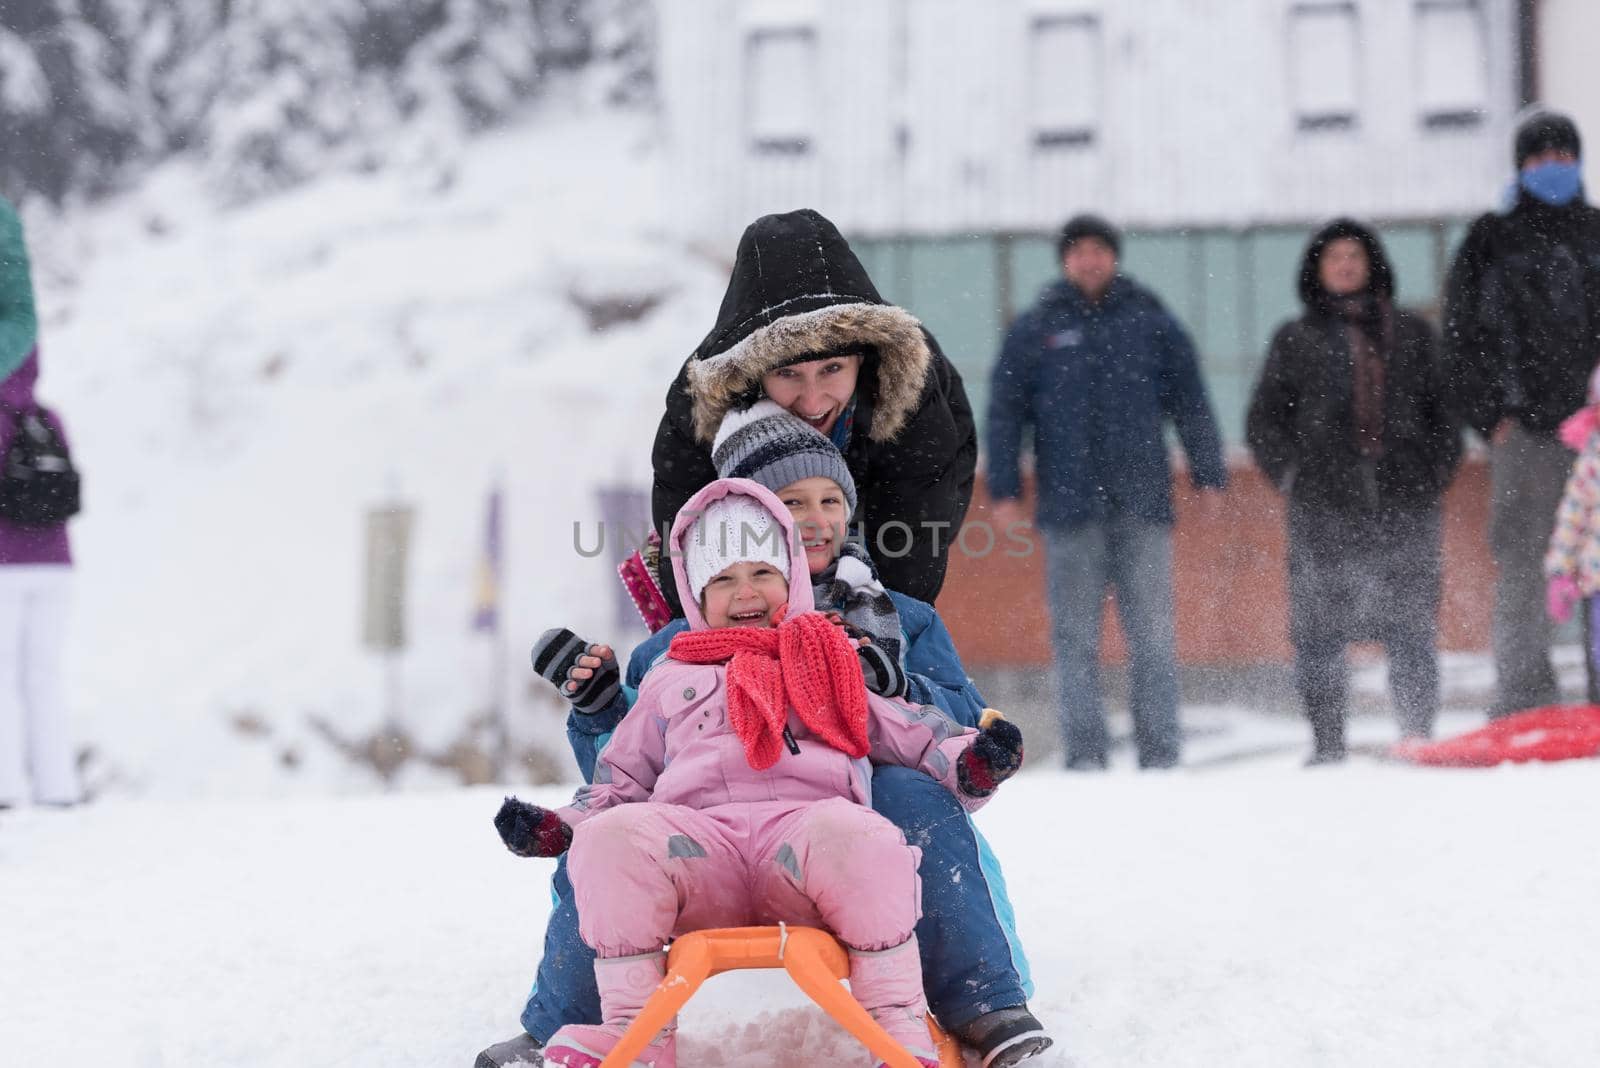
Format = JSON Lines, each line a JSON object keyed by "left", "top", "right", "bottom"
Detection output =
{"left": 686, "top": 209, "right": 932, "bottom": 445}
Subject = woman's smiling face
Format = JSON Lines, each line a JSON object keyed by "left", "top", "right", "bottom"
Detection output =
{"left": 761, "top": 354, "right": 863, "bottom": 436}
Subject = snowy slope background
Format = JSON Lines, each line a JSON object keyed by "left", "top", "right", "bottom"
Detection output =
{"left": 3, "top": 0, "right": 686, "bottom": 797}
{"left": 25, "top": 107, "right": 730, "bottom": 797}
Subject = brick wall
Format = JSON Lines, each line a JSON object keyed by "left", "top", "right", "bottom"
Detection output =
{"left": 938, "top": 458, "right": 1493, "bottom": 667}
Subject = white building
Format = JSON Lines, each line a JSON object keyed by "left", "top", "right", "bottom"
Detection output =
{"left": 1536, "top": 0, "right": 1600, "bottom": 193}
{"left": 661, "top": 0, "right": 1520, "bottom": 236}
{"left": 658, "top": 0, "right": 1525, "bottom": 436}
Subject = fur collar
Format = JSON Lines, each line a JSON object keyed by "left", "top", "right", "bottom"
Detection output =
{"left": 685, "top": 302, "right": 931, "bottom": 446}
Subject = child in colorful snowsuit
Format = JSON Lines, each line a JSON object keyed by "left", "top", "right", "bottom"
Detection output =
{"left": 1544, "top": 367, "right": 1600, "bottom": 698}
{"left": 496, "top": 478, "right": 1024, "bottom": 1068}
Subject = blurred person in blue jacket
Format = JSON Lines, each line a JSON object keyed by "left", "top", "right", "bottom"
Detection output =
{"left": 985, "top": 215, "right": 1226, "bottom": 771}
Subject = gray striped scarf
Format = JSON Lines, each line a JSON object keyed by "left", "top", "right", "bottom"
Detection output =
{"left": 812, "top": 541, "right": 904, "bottom": 666}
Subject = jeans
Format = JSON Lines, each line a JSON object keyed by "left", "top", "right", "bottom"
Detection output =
{"left": 1043, "top": 517, "right": 1180, "bottom": 768}
{"left": 1489, "top": 424, "right": 1569, "bottom": 715}
{"left": 1287, "top": 502, "right": 1442, "bottom": 749}
{"left": 519, "top": 765, "right": 1033, "bottom": 1040}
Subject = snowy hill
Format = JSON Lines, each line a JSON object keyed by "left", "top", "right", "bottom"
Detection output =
{"left": 31, "top": 108, "right": 729, "bottom": 797}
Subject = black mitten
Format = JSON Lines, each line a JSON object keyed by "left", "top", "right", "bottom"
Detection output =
{"left": 957, "top": 711, "right": 1025, "bottom": 798}
{"left": 494, "top": 796, "right": 573, "bottom": 858}
{"left": 531, "top": 627, "right": 621, "bottom": 714}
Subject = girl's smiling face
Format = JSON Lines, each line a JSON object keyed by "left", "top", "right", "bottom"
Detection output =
{"left": 777, "top": 476, "right": 850, "bottom": 575}
{"left": 699, "top": 560, "right": 790, "bottom": 628}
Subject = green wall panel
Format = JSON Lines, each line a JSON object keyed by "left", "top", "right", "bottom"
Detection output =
{"left": 856, "top": 219, "right": 1469, "bottom": 447}
{"left": 1375, "top": 224, "right": 1438, "bottom": 309}
{"left": 1007, "top": 235, "right": 1061, "bottom": 318}
{"left": 1244, "top": 229, "right": 1307, "bottom": 364}
{"left": 1196, "top": 230, "right": 1247, "bottom": 373}
{"left": 1121, "top": 231, "right": 1197, "bottom": 329}
{"left": 903, "top": 238, "right": 1004, "bottom": 424}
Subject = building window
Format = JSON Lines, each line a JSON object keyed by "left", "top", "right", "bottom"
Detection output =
{"left": 745, "top": 27, "right": 817, "bottom": 155}
{"left": 1028, "top": 14, "right": 1100, "bottom": 149}
{"left": 1416, "top": 0, "right": 1487, "bottom": 128}
{"left": 1288, "top": 1, "right": 1360, "bottom": 132}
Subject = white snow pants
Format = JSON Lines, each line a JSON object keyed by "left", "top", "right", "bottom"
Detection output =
{"left": 0, "top": 565, "right": 78, "bottom": 805}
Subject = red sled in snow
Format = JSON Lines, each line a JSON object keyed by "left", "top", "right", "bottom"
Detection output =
{"left": 1390, "top": 705, "right": 1600, "bottom": 767}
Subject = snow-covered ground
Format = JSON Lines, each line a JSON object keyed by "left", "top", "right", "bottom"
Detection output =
{"left": 4, "top": 751, "right": 1597, "bottom": 1068}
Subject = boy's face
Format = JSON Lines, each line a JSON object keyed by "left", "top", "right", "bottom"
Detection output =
{"left": 700, "top": 560, "right": 789, "bottom": 628}
{"left": 776, "top": 476, "right": 850, "bottom": 575}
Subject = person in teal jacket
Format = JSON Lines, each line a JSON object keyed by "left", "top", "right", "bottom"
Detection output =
{"left": 0, "top": 193, "right": 79, "bottom": 809}
{"left": 477, "top": 404, "right": 1049, "bottom": 1068}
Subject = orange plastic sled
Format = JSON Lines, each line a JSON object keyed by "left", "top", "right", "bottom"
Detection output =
{"left": 597, "top": 925, "right": 964, "bottom": 1068}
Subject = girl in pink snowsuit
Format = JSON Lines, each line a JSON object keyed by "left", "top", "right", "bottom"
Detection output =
{"left": 495, "top": 478, "right": 1023, "bottom": 1068}
{"left": 1545, "top": 366, "right": 1600, "bottom": 695}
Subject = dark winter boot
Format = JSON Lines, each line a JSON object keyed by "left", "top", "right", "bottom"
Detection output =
{"left": 1305, "top": 699, "right": 1347, "bottom": 766}
{"left": 951, "top": 1006, "right": 1053, "bottom": 1068}
{"left": 474, "top": 1032, "right": 543, "bottom": 1068}
{"left": 542, "top": 951, "right": 675, "bottom": 1068}
{"left": 848, "top": 938, "right": 940, "bottom": 1068}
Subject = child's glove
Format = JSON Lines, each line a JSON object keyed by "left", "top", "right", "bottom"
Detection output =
{"left": 824, "top": 612, "right": 908, "bottom": 699}
{"left": 857, "top": 642, "right": 909, "bottom": 699}
{"left": 957, "top": 710, "right": 1024, "bottom": 798}
{"left": 531, "top": 628, "right": 621, "bottom": 714}
{"left": 1546, "top": 574, "right": 1581, "bottom": 623}
{"left": 494, "top": 796, "right": 573, "bottom": 858}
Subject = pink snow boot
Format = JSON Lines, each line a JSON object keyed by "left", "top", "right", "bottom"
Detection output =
{"left": 542, "top": 951, "right": 677, "bottom": 1068}
{"left": 848, "top": 937, "right": 940, "bottom": 1068}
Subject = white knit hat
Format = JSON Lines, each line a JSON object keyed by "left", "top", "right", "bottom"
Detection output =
{"left": 684, "top": 494, "right": 791, "bottom": 604}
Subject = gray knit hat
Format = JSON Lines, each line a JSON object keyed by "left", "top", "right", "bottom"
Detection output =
{"left": 711, "top": 400, "right": 858, "bottom": 516}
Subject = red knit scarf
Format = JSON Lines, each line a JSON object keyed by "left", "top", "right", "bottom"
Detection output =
{"left": 670, "top": 609, "right": 870, "bottom": 770}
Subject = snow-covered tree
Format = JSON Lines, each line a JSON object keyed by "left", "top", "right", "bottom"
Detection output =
{"left": 0, "top": 0, "right": 656, "bottom": 205}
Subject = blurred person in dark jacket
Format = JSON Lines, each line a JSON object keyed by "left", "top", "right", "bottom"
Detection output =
{"left": 1441, "top": 110, "right": 1600, "bottom": 717}
{"left": 1249, "top": 220, "right": 1461, "bottom": 764}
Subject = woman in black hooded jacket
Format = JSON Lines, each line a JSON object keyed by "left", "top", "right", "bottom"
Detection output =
{"left": 651, "top": 208, "right": 977, "bottom": 613}
{"left": 1247, "top": 219, "right": 1462, "bottom": 763}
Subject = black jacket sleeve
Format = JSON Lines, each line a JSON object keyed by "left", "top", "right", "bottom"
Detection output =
{"left": 1154, "top": 303, "right": 1228, "bottom": 489}
{"left": 650, "top": 362, "right": 718, "bottom": 615}
{"left": 984, "top": 311, "right": 1037, "bottom": 503}
{"left": 1441, "top": 214, "right": 1506, "bottom": 438}
{"left": 1246, "top": 323, "right": 1303, "bottom": 491}
{"left": 855, "top": 336, "right": 977, "bottom": 604}
{"left": 1409, "top": 316, "right": 1464, "bottom": 494}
